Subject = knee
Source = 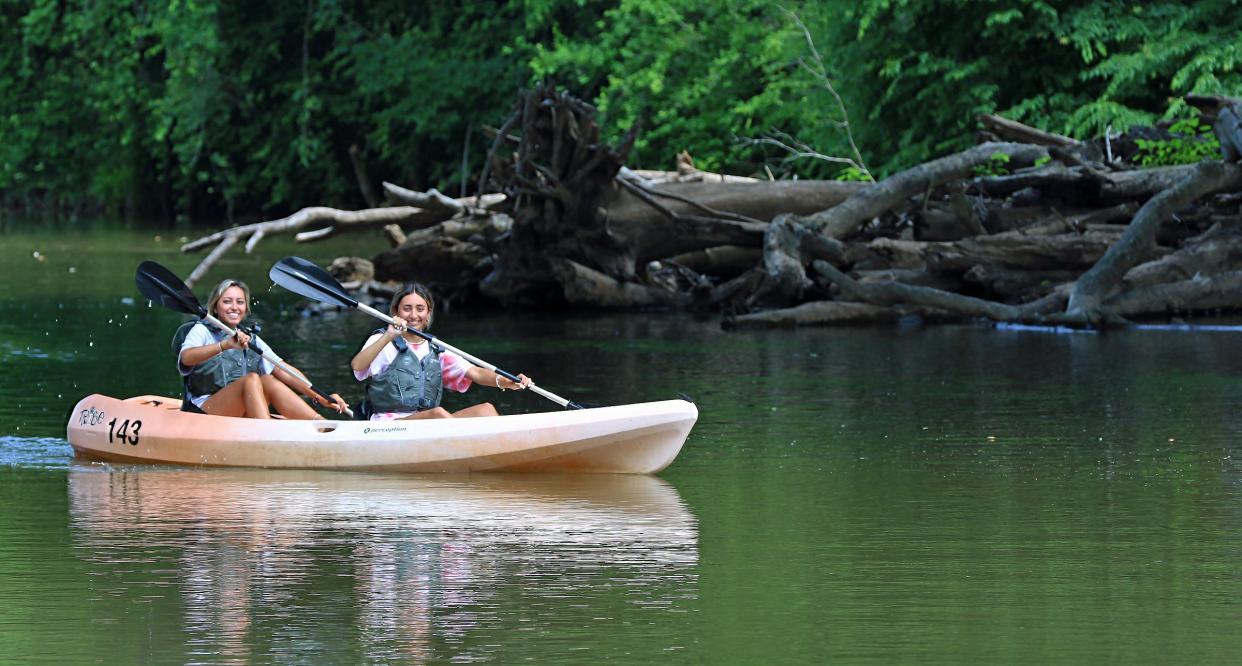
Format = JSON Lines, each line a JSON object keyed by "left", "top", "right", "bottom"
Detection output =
{"left": 478, "top": 402, "right": 498, "bottom": 416}
{"left": 430, "top": 407, "right": 452, "bottom": 418}
{"left": 242, "top": 372, "right": 264, "bottom": 392}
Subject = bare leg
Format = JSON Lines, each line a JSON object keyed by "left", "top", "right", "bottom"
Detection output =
{"left": 260, "top": 374, "right": 320, "bottom": 420}
{"left": 203, "top": 373, "right": 270, "bottom": 418}
{"left": 451, "top": 402, "right": 499, "bottom": 418}
{"left": 399, "top": 407, "right": 453, "bottom": 420}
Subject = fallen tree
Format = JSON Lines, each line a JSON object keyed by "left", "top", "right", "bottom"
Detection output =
{"left": 177, "top": 88, "right": 1242, "bottom": 329}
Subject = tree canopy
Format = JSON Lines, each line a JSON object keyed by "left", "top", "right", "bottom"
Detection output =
{"left": 1, "top": 0, "right": 1238, "bottom": 223}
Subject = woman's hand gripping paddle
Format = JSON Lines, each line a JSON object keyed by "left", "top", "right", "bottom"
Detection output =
{"left": 269, "top": 256, "right": 585, "bottom": 410}
{"left": 135, "top": 261, "right": 353, "bottom": 418}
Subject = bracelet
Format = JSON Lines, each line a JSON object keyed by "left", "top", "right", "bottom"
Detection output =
{"left": 495, "top": 375, "right": 504, "bottom": 391}
{"left": 218, "top": 342, "right": 224, "bottom": 355}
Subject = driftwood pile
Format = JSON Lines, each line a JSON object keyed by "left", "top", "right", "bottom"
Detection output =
{"left": 180, "top": 88, "right": 1242, "bottom": 328}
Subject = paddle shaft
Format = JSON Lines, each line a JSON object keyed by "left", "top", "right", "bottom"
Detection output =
{"left": 201, "top": 314, "right": 353, "bottom": 418}
{"left": 355, "top": 302, "right": 573, "bottom": 409}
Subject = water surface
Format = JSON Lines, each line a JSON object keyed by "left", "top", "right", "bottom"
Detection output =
{"left": 1, "top": 228, "right": 1240, "bottom": 663}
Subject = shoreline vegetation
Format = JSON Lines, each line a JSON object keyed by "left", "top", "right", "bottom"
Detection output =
{"left": 5, "top": 3, "right": 1241, "bottom": 329}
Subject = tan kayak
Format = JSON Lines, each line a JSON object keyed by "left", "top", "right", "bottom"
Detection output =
{"left": 66, "top": 394, "right": 697, "bottom": 473}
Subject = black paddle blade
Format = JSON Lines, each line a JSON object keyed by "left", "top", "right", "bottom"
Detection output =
{"left": 269, "top": 256, "right": 359, "bottom": 309}
{"left": 135, "top": 261, "right": 206, "bottom": 316}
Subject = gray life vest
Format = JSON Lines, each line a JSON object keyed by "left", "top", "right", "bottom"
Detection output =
{"left": 172, "top": 319, "right": 265, "bottom": 398}
{"left": 363, "top": 330, "right": 445, "bottom": 413}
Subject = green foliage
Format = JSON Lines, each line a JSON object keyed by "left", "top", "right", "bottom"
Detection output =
{"left": 808, "top": 0, "right": 1242, "bottom": 175}
{"left": 834, "top": 166, "right": 872, "bottom": 182}
{"left": 1, "top": 0, "right": 1240, "bottom": 222}
{"left": 528, "top": 0, "right": 811, "bottom": 175}
{"left": 972, "top": 152, "right": 1012, "bottom": 177}
{"left": 0, "top": 1, "right": 534, "bottom": 220}
{"left": 1133, "top": 117, "right": 1222, "bottom": 166}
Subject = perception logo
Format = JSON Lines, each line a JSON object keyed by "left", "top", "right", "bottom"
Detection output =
{"left": 363, "top": 426, "right": 405, "bottom": 434}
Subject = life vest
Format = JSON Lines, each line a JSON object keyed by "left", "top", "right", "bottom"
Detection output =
{"left": 172, "top": 319, "right": 265, "bottom": 400}
{"left": 363, "top": 329, "right": 445, "bottom": 413}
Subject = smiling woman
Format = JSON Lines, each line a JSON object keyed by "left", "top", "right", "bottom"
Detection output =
{"left": 173, "top": 278, "right": 348, "bottom": 419}
{"left": 349, "top": 283, "right": 533, "bottom": 421}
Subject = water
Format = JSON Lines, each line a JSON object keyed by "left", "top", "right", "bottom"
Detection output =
{"left": 2, "top": 228, "right": 1241, "bottom": 663}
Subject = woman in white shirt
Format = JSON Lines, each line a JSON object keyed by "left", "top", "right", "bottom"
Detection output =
{"left": 177, "top": 278, "right": 347, "bottom": 418}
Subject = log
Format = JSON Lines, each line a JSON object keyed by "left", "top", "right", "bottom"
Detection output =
{"left": 810, "top": 260, "right": 1076, "bottom": 324}
{"left": 181, "top": 206, "right": 433, "bottom": 253}
{"left": 401, "top": 213, "right": 513, "bottom": 246}
{"left": 621, "top": 167, "right": 760, "bottom": 184}
{"left": 382, "top": 182, "right": 506, "bottom": 212}
{"left": 186, "top": 232, "right": 240, "bottom": 288}
{"left": 603, "top": 179, "right": 865, "bottom": 228}
{"left": 1067, "top": 161, "right": 1242, "bottom": 318}
{"left": 747, "top": 142, "right": 1049, "bottom": 307}
{"left": 665, "top": 245, "right": 761, "bottom": 277}
{"left": 1108, "top": 270, "right": 1242, "bottom": 316}
{"left": 1185, "top": 94, "right": 1242, "bottom": 161}
{"left": 724, "top": 300, "right": 900, "bottom": 328}
{"left": 977, "top": 114, "right": 1091, "bottom": 152}
{"left": 1122, "top": 223, "right": 1242, "bottom": 288}
{"left": 811, "top": 259, "right": 1025, "bottom": 320}
{"left": 704, "top": 268, "right": 765, "bottom": 311}
{"left": 974, "top": 163, "right": 1203, "bottom": 204}
{"left": 868, "top": 232, "right": 1138, "bottom": 272}
{"left": 327, "top": 256, "right": 375, "bottom": 283}
{"left": 755, "top": 215, "right": 815, "bottom": 306}
{"left": 854, "top": 268, "right": 964, "bottom": 293}
{"left": 371, "top": 236, "right": 493, "bottom": 297}
{"left": 551, "top": 258, "right": 690, "bottom": 308}
{"left": 962, "top": 264, "right": 1079, "bottom": 302}
{"left": 383, "top": 224, "right": 407, "bottom": 247}
{"left": 914, "top": 192, "right": 986, "bottom": 241}
{"left": 787, "top": 142, "right": 1049, "bottom": 240}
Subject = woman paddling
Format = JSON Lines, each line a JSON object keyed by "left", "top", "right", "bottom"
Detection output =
{"left": 175, "top": 279, "right": 347, "bottom": 418}
{"left": 350, "top": 284, "right": 531, "bottom": 420}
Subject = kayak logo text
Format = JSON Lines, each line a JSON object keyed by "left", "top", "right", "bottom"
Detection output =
{"left": 80, "top": 406, "right": 105, "bottom": 427}
{"left": 364, "top": 426, "right": 405, "bottom": 434}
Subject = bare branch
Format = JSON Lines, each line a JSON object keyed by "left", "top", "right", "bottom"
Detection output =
{"left": 783, "top": 8, "right": 872, "bottom": 181}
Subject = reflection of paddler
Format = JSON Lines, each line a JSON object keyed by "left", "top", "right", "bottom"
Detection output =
{"left": 67, "top": 465, "right": 698, "bottom": 662}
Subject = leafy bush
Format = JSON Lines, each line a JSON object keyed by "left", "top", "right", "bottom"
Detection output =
{"left": 1133, "top": 117, "right": 1223, "bottom": 166}
{"left": 972, "top": 152, "right": 1012, "bottom": 177}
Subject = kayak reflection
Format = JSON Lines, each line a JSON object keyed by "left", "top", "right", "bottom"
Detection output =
{"left": 68, "top": 465, "right": 699, "bottom": 662}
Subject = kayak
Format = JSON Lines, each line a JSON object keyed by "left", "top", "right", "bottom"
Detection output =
{"left": 66, "top": 394, "right": 697, "bottom": 474}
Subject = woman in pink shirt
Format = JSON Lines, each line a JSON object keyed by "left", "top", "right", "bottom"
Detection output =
{"left": 350, "top": 284, "right": 531, "bottom": 420}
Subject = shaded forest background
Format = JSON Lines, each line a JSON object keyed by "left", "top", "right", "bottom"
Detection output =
{"left": 2, "top": 0, "right": 1240, "bottom": 224}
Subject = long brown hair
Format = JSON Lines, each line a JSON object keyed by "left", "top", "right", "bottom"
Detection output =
{"left": 388, "top": 283, "right": 435, "bottom": 328}
{"left": 205, "top": 279, "right": 251, "bottom": 318}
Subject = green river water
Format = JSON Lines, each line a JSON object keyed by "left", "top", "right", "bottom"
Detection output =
{"left": 1, "top": 226, "right": 1240, "bottom": 663}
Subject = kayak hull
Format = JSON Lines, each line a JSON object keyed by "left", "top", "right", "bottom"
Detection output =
{"left": 66, "top": 394, "right": 697, "bottom": 474}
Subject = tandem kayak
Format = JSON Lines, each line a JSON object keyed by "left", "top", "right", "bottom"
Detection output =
{"left": 66, "top": 394, "right": 697, "bottom": 474}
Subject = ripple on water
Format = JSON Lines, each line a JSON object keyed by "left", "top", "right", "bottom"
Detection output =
{"left": 0, "top": 436, "right": 73, "bottom": 469}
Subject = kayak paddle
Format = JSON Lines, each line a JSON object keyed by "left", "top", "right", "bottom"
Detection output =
{"left": 268, "top": 255, "right": 585, "bottom": 410}
{"left": 135, "top": 260, "right": 353, "bottom": 417}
